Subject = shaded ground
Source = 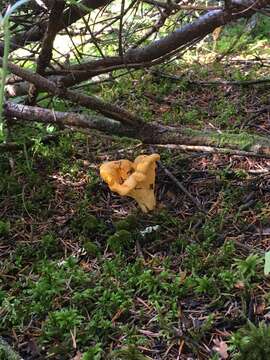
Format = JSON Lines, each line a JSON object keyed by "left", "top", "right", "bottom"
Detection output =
{"left": 1, "top": 60, "right": 270, "bottom": 360}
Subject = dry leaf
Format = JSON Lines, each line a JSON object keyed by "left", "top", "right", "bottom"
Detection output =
{"left": 159, "top": 105, "right": 170, "bottom": 113}
{"left": 255, "top": 302, "right": 266, "bottom": 315}
{"left": 213, "top": 338, "right": 229, "bottom": 359}
{"left": 234, "top": 281, "right": 245, "bottom": 290}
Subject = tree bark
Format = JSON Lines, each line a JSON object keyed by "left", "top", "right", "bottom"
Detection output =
{"left": 4, "top": 101, "right": 134, "bottom": 138}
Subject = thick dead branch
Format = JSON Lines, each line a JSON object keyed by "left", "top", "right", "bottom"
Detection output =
{"left": 5, "top": 75, "right": 60, "bottom": 98}
{"left": 141, "top": 0, "right": 221, "bottom": 11}
{"left": 5, "top": 82, "right": 31, "bottom": 98}
{"left": 147, "top": 127, "right": 270, "bottom": 156}
{"left": 3, "top": 0, "right": 268, "bottom": 91}
{"left": 4, "top": 101, "right": 270, "bottom": 157}
{"left": 4, "top": 101, "right": 134, "bottom": 138}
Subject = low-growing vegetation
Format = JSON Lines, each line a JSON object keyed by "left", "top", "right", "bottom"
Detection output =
{"left": 1, "top": 1, "right": 270, "bottom": 359}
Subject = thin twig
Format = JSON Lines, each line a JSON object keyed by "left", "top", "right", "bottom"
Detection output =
{"left": 153, "top": 144, "right": 270, "bottom": 159}
{"left": 156, "top": 71, "right": 270, "bottom": 86}
{"left": 118, "top": 0, "right": 125, "bottom": 56}
{"left": 149, "top": 146, "right": 205, "bottom": 212}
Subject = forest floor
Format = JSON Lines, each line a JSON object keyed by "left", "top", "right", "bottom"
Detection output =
{"left": 1, "top": 53, "right": 270, "bottom": 360}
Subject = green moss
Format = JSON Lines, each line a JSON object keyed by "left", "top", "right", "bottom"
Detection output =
{"left": 40, "top": 233, "right": 59, "bottom": 255}
{"left": 182, "top": 128, "right": 269, "bottom": 151}
{"left": 110, "top": 345, "right": 148, "bottom": 360}
{"left": 82, "top": 215, "right": 99, "bottom": 232}
{"left": 0, "top": 338, "right": 21, "bottom": 360}
{"left": 71, "top": 214, "right": 103, "bottom": 235}
{"left": 83, "top": 241, "right": 100, "bottom": 257}
{"left": 230, "top": 321, "right": 270, "bottom": 360}
{"left": 114, "top": 215, "right": 137, "bottom": 231}
{"left": 107, "top": 230, "right": 133, "bottom": 253}
{"left": 0, "top": 220, "right": 10, "bottom": 236}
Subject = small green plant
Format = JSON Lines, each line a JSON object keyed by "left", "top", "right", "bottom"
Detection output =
{"left": 81, "top": 343, "right": 103, "bottom": 360}
{"left": 218, "top": 270, "right": 236, "bottom": 291}
{"left": 110, "top": 345, "right": 148, "bottom": 360}
{"left": 42, "top": 308, "right": 83, "bottom": 342}
{"left": 230, "top": 321, "right": 270, "bottom": 360}
{"left": 71, "top": 214, "right": 103, "bottom": 235}
{"left": 41, "top": 233, "right": 57, "bottom": 251}
{"left": 183, "top": 108, "right": 200, "bottom": 124}
{"left": 0, "top": 220, "right": 10, "bottom": 236}
{"left": 114, "top": 215, "right": 137, "bottom": 231}
{"left": 234, "top": 254, "right": 263, "bottom": 282}
{"left": 194, "top": 275, "right": 215, "bottom": 295}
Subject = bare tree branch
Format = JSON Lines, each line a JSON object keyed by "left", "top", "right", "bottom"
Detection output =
{"left": 141, "top": 0, "right": 221, "bottom": 11}
{"left": 4, "top": 101, "right": 133, "bottom": 137}
{"left": 0, "top": 0, "right": 114, "bottom": 57}
{"left": 27, "top": 0, "right": 66, "bottom": 105}
{"left": 1, "top": 58, "right": 144, "bottom": 128}
{"left": 57, "top": 0, "right": 270, "bottom": 87}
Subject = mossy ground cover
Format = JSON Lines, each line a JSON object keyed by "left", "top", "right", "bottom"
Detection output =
{"left": 1, "top": 25, "right": 270, "bottom": 359}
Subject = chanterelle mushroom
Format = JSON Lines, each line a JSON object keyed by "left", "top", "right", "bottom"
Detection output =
{"left": 100, "top": 154, "right": 160, "bottom": 212}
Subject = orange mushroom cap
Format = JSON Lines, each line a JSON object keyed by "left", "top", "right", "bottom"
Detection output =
{"left": 100, "top": 154, "right": 160, "bottom": 212}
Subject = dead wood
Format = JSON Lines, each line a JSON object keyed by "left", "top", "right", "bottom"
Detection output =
{"left": 4, "top": 101, "right": 133, "bottom": 138}
{"left": 4, "top": 101, "right": 270, "bottom": 157}
{"left": 27, "top": 0, "right": 66, "bottom": 105}
{"left": 2, "top": 0, "right": 270, "bottom": 159}
{"left": 2, "top": 0, "right": 269, "bottom": 90}
{"left": 154, "top": 144, "right": 270, "bottom": 159}
{"left": 1, "top": 58, "right": 144, "bottom": 129}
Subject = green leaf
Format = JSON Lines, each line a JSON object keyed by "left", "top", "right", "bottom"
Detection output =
{"left": 264, "top": 251, "right": 270, "bottom": 275}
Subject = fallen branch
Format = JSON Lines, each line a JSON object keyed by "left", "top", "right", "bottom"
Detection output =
{"left": 149, "top": 146, "right": 205, "bottom": 212}
{"left": 56, "top": 0, "right": 270, "bottom": 87}
{"left": 1, "top": 58, "right": 144, "bottom": 129}
{"left": 156, "top": 72, "right": 270, "bottom": 87}
{"left": 142, "top": 0, "right": 221, "bottom": 11}
{"left": 4, "top": 101, "right": 134, "bottom": 138}
{"left": 5, "top": 60, "right": 270, "bottom": 156}
{"left": 27, "top": 0, "right": 66, "bottom": 104}
{"left": 154, "top": 144, "right": 270, "bottom": 159}
{"left": 5, "top": 101, "right": 270, "bottom": 157}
